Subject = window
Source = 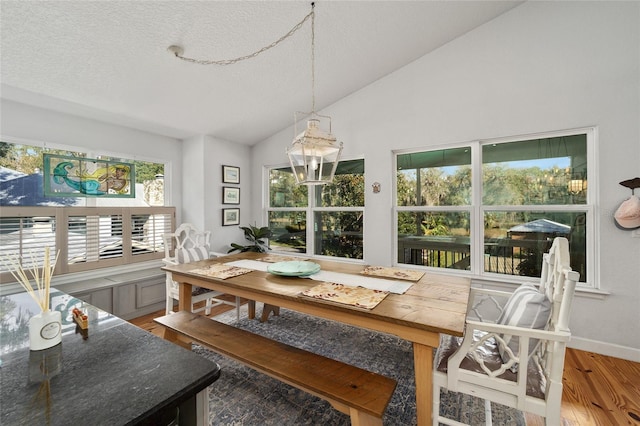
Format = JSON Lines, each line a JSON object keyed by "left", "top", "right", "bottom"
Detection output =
{"left": 0, "top": 140, "right": 171, "bottom": 284}
{"left": 0, "top": 141, "right": 166, "bottom": 207}
{"left": 397, "top": 147, "right": 472, "bottom": 269}
{"left": 267, "top": 159, "right": 365, "bottom": 259}
{"left": 395, "top": 129, "right": 593, "bottom": 286}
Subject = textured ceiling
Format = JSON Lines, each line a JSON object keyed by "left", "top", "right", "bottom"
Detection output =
{"left": 1, "top": 1, "right": 522, "bottom": 145}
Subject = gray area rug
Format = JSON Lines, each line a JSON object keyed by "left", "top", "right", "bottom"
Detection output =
{"left": 194, "top": 304, "right": 526, "bottom": 425}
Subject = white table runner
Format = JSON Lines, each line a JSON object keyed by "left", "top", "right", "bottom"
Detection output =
{"left": 224, "top": 259, "right": 413, "bottom": 294}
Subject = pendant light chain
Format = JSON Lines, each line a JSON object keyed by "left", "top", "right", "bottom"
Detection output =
{"left": 170, "top": 7, "right": 315, "bottom": 66}
{"left": 310, "top": 2, "right": 316, "bottom": 113}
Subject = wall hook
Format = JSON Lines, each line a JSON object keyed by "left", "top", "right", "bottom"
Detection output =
{"left": 619, "top": 177, "right": 640, "bottom": 195}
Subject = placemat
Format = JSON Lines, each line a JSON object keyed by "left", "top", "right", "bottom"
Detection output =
{"left": 300, "top": 282, "right": 389, "bottom": 310}
{"left": 361, "top": 266, "right": 425, "bottom": 281}
{"left": 189, "top": 264, "right": 253, "bottom": 279}
{"left": 260, "top": 255, "right": 302, "bottom": 263}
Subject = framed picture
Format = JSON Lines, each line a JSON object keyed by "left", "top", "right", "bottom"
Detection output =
{"left": 222, "top": 208, "right": 240, "bottom": 226}
{"left": 222, "top": 165, "right": 240, "bottom": 184}
{"left": 222, "top": 186, "right": 240, "bottom": 204}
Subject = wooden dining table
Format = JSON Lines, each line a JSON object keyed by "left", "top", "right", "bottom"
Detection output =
{"left": 163, "top": 251, "right": 471, "bottom": 425}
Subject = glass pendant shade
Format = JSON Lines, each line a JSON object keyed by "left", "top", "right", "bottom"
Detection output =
{"left": 287, "top": 119, "right": 343, "bottom": 185}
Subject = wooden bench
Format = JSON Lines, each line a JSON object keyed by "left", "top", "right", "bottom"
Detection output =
{"left": 154, "top": 311, "right": 397, "bottom": 426}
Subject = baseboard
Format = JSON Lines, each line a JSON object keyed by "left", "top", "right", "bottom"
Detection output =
{"left": 569, "top": 336, "right": 640, "bottom": 362}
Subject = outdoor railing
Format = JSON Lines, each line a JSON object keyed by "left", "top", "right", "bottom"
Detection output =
{"left": 398, "top": 236, "right": 553, "bottom": 277}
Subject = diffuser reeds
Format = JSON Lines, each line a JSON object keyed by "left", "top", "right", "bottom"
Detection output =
{"left": 3, "top": 247, "right": 60, "bottom": 312}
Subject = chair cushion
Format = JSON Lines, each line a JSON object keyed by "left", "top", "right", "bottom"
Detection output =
{"left": 497, "top": 284, "right": 552, "bottom": 367}
{"left": 176, "top": 246, "right": 209, "bottom": 264}
{"left": 192, "top": 286, "right": 214, "bottom": 297}
{"left": 434, "top": 332, "right": 546, "bottom": 400}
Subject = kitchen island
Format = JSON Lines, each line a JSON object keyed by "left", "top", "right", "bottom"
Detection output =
{"left": 0, "top": 288, "right": 220, "bottom": 425}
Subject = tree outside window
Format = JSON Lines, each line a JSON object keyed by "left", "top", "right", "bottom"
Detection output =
{"left": 267, "top": 159, "right": 364, "bottom": 259}
{"left": 395, "top": 131, "right": 591, "bottom": 285}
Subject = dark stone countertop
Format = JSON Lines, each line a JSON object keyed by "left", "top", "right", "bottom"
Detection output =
{"left": 0, "top": 289, "right": 220, "bottom": 425}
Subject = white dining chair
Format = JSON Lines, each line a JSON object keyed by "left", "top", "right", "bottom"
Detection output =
{"left": 432, "top": 237, "right": 579, "bottom": 425}
{"left": 163, "top": 223, "right": 240, "bottom": 321}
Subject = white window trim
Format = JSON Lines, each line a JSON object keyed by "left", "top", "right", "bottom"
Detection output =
{"left": 393, "top": 126, "right": 597, "bottom": 288}
{"left": 264, "top": 158, "right": 365, "bottom": 261}
{"left": 0, "top": 135, "right": 171, "bottom": 205}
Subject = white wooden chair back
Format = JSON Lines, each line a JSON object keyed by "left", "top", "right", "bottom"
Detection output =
{"left": 163, "top": 223, "right": 211, "bottom": 260}
{"left": 539, "top": 236, "right": 576, "bottom": 333}
{"left": 432, "top": 237, "right": 580, "bottom": 425}
{"left": 162, "top": 223, "right": 240, "bottom": 319}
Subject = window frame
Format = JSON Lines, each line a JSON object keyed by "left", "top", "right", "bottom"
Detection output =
{"left": 264, "top": 157, "right": 365, "bottom": 261}
{"left": 0, "top": 136, "right": 170, "bottom": 207}
{"left": 393, "top": 127, "right": 597, "bottom": 288}
{"left": 0, "top": 136, "right": 174, "bottom": 284}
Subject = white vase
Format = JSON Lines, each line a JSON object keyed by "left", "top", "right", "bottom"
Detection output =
{"left": 29, "top": 309, "right": 62, "bottom": 351}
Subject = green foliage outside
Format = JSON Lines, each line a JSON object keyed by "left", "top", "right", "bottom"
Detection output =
{"left": 0, "top": 142, "right": 163, "bottom": 184}
{"left": 0, "top": 142, "right": 84, "bottom": 174}
{"left": 398, "top": 163, "right": 584, "bottom": 239}
{"left": 268, "top": 164, "right": 365, "bottom": 258}
{"left": 269, "top": 168, "right": 307, "bottom": 207}
{"left": 133, "top": 161, "right": 164, "bottom": 183}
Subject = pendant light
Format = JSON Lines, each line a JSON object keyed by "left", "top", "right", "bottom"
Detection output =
{"left": 286, "top": 3, "right": 343, "bottom": 185}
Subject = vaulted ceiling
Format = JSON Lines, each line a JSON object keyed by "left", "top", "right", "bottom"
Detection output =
{"left": 1, "top": 1, "right": 522, "bottom": 145}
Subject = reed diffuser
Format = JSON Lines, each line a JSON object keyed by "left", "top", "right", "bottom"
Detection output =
{"left": 4, "top": 247, "right": 62, "bottom": 350}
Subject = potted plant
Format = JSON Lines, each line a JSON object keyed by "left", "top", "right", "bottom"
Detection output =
{"left": 228, "top": 224, "right": 273, "bottom": 253}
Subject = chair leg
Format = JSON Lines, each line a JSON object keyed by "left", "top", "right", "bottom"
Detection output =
{"left": 235, "top": 296, "right": 240, "bottom": 322}
{"left": 166, "top": 296, "right": 174, "bottom": 315}
{"left": 544, "top": 378, "right": 563, "bottom": 425}
{"left": 432, "top": 381, "right": 440, "bottom": 426}
{"left": 204, "top": 297, "right": 212, "bottom": 316}
{"left": 484, "top": 399, "right": 493, "bottom": 426}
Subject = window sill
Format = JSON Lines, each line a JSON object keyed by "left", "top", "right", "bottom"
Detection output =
{"left": 471, "top": 278, "right": 609, "bottom": 300}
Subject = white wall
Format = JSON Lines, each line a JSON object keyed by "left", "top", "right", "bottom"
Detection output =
{"left": 181, "top": 135, "right": 206, "bottom": 228}
{"left": 251, "top": 2, "right": 640, "bottom": 360}
{"left": 0, "top": 99, "right": 183, "bottom": 215}
{"left": 181, "top": 135, "right": 251, "bottom": 253}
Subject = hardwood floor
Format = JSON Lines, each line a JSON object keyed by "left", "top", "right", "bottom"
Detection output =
{"left": 130, "top": 302, "right": 640, "bottom": 425}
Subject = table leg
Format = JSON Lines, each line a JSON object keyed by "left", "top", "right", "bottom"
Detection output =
{"left": 248, "top": 300, "right": 256, "bottom": 319}
{"left": 178, "top": 282, "right": 193, "bottom": 312}
{"left": 260, "top": 304, "right": 280, "bottom": 322}
{"left": 413, "top": 342, "right": 433, "bottom": 426}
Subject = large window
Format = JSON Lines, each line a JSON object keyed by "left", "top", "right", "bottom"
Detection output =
{"left": 267, "top": 159, "right": 365, "bottom": 259}
{"left": 397, "top": 147, "right": 472, "bottom": 269}
{"left": 0, "top": 140, "right": 171, "bottom": 283}
{"left": 0, "top": 141, "right": 166, "bottom": 207}
{"left": 395, "top": 129, "right": 593, "bottom": 286}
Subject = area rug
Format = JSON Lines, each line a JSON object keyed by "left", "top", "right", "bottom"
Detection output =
{"left": 193, "top": 304, "right": 526, "bottom": 425}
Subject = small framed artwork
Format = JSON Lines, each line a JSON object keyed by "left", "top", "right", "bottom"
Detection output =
{"left": 222, "top": 208, "right": 240, "bottom": 226}
{"left": 222, "top": 165, "right": 240, "bottom": 184}
{"left": 222, "top": 186, "right": 240, "bottom": 204}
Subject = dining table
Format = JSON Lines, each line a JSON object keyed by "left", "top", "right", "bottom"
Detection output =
{"left": 163, "top": 251, "right": 471, "bottom": 425}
